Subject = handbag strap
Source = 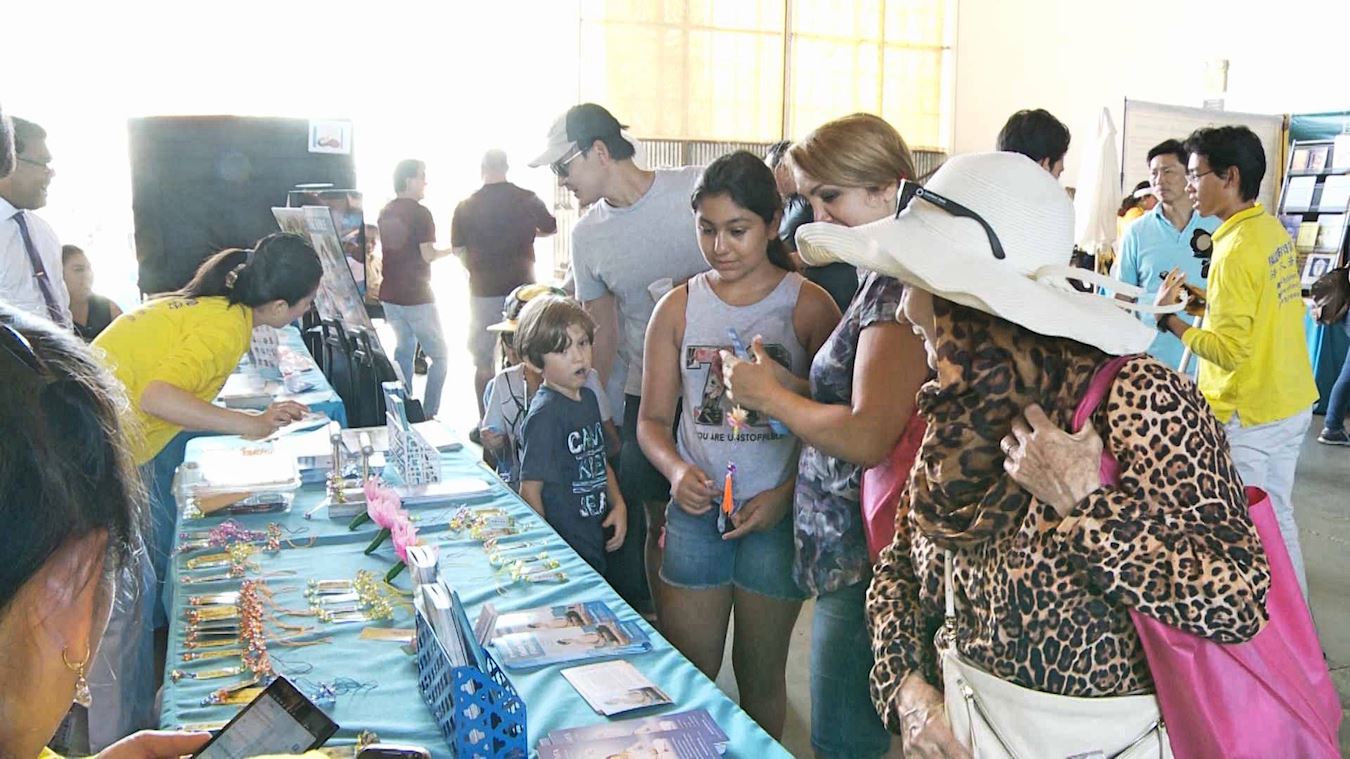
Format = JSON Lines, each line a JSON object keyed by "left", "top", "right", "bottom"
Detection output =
{"left": 1072, "top": 355, "right": 1138, "bottom": 488}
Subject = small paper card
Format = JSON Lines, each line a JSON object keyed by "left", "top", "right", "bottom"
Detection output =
{"left": 561, "top": 660, "right": 673, "bottom": 716}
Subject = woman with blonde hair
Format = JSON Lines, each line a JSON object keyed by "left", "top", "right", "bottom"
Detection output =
{"left": 722, "top": 113, "right": 928, "bottom": 758}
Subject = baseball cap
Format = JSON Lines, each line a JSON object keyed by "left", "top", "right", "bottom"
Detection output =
{"left": 528, "top": 103, "right": 629, "bottom": 168}
{"left": 487, "top": 283, "right": 568, "bottom": 333}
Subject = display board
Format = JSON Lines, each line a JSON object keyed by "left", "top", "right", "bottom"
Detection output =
{"left": 129, "top": 116, "right": 356, "bottom": 295}
{"left": 1121, "top": 99, "right": 1285, "bottom": 212}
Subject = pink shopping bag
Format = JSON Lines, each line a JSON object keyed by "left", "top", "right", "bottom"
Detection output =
{"left": 1074, "top": 356, "right": 1341, "bottom": 759}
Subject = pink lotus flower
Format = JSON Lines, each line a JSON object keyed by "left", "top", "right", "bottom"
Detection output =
{"left": 392, "top": 515, "right": 419, "bottom": 563}
{"left": 364, "top": 479, "right": 402, "bottom": 530}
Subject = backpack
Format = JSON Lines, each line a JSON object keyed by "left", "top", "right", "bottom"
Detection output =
{"left": 1309, "top": 264, "right": 1350, "bottom": 325}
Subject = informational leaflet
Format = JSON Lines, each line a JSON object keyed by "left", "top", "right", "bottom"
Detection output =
{"left": 560, "top": 660, "right": 673, "bottom": 716}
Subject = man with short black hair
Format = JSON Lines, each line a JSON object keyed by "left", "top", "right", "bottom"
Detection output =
{"left": 530, "top": 103, "right": 709, "bottom": 617}
{"left": 1156, "top": 125, "right": 1319, "bottom": 595}
{"left": 378, "top": 158, "right": 454, "bottom": 417}
{"left": 996, "top": 108, "right": 1071, "bottom": 178}
{"left": 452, "top": 149, "right": 557, "bottom": 413}
{"left": 0, "top": 117, "right": 70, "bottom": 327}
{"left": 765, "top": 140, "right": 857, "bottom": 311}
{"left": 1115, "top": 138, "right": 1219, "bottom": 371}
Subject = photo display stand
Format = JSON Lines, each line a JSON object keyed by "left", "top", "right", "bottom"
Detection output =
{"left": 386, "top": 384, "right": 440, "bottom": 486}
{"left": 249, "top": 325, "right": 282, "bottom": 373}
{"left": 415, "top": 606, "right": 527, "bottom": 758}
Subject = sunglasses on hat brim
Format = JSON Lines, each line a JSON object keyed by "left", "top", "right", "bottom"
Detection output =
{"left": 896, "top": 179, "right": 1006, "bottom": 261}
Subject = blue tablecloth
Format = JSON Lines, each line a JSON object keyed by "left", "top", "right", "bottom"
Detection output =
{"left": 160, "top": 432, "right": 790, "bottom": 758}
{"left": 225, "top": 324, "right": 347, "bottom": 426}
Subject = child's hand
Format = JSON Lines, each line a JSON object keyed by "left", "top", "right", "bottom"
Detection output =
{"left": 672, "top": 463, "right": 717, "bottom": 514}
{"left": 603, "top": 502, "right": 627, "bottom": 551}
{"left": 480, "top": 427, "right": 507, "bottom": 454}
{"left": 722, "top": 485, "right": 792, "bottom": 540}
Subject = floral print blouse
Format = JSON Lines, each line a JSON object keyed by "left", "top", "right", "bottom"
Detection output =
{"left": 792, "top": 271, "right": 907, "bottom": 596}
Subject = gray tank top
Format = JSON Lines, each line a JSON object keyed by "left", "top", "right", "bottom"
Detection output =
{"left": 676, "top": 271, "right": 808, "bottom": 505}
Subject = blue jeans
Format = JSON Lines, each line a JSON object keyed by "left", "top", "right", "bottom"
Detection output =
{"left": 383, "top": 301, "right": 448, "bottom": 418}
{"left": 811, "top": 580, "right": 892, "bottom": 759}
{"left": 1323, "top": 318, "right": 1350, "bottom": 433}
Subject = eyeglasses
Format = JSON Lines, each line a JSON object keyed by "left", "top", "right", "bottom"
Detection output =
{"left": 17, "top": 156, "right": 54, "bottom": 173}
{"left": 550, "top": 146, "right": 588, "bottom": 179}
{"left": 1185, "top": 169, "right": 1216, "bottom": 184}
{"left": 896, "top": 180, "right": 1006, "bottom": 260}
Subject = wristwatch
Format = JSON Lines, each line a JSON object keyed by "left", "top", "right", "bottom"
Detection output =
{"left": 1156, "top": 313, "right": 1173, "bottom": 333}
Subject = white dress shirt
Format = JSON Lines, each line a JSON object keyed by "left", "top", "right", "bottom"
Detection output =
{"left": 0, "top": 195, "right": 71, "bottom": 325}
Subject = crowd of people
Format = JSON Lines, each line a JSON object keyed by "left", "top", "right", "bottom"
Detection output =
{"left": 1, "top": 90, "right": 1345, "bottom": 757}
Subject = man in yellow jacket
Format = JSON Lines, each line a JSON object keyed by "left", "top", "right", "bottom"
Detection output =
{"left": 1156, "top": 125, "right": 1319, "bottom": 596}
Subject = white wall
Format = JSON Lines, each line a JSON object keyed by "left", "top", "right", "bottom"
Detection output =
{"left": 953, "top": 0, "right": 1350, "bottom": 179}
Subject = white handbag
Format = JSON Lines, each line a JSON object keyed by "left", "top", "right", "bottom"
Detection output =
{"left": 939, "top": 553, "right": 1172, "bottom": 759}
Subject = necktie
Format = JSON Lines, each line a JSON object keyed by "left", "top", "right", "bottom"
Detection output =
{"left": 11, "top": 211, "right": 66, "bottom": 324}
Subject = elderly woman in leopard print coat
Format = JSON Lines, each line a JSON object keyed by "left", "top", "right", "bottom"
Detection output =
{"left": 866, "top": 293, "right": 1270, "bottom": 756}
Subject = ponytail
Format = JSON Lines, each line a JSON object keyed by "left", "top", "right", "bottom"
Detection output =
{"left": 766, "top": 236, "right": 796, "bottom": 272}
{"left": 172, "top": 232, "right": 323, "bottom": 308}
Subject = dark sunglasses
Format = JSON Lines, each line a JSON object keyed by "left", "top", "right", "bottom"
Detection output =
{"left": 0, "top": 321, "right": 46, "bottom": 377}
{"left": 550, "top": 145, "right": 588, "bottom": 179}
{"left": 896, "top": 180, "right": 1006, "bottom": 260}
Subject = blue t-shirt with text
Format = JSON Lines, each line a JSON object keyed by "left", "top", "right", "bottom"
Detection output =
{"left": 520, "top": 385, "right": 609, "bottom": 571}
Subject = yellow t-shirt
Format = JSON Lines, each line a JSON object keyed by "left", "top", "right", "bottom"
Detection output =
{"left": 93, "top": 296, "right": 253, "bottom": 464}
{"left": 1180, "top": 204, "right": 1319, "bottom": 425}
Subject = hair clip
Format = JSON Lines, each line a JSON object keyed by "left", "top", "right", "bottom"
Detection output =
{"left": 185, "top": 553, "right": 232, "bottom": 570}
{"left": 182, "top": 648, "right": 244, "bottom": 662}
{"left": 471, "top": 525, "right": 520, "bottom": 542}
{"left": 201, "top": 678, "right": 266, "bottom": 707}
{"left": 185, "top": 636, "right": 241, "bottom": 650}
{"left": 188, "top": 592, "right": 241, "bottom": 606}
{"left": 171, "top": 665, "right": 245, "bottom": 682}
{"left": 179, "top": 572, "right": 236, "bottom": 585}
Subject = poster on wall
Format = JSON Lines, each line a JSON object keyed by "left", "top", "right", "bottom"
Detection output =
{"left": 308, "top": 120, "right": 352, "bottom": 155}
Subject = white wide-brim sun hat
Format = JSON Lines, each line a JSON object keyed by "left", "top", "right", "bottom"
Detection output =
{"left": 796, "top": 151, "right": 1174, "bottom": 356}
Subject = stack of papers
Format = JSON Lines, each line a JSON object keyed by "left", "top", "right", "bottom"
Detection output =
{"left": 538, "top": 709, "right": 729, "bottom": 758}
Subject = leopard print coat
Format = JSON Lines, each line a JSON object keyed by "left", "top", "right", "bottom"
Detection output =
{"left": 865, "top": 302, "right": 1270, "bottom": 732}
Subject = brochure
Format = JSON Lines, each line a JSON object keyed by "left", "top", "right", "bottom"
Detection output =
{"left": 489, "top": 601, "right": 619, "bottom": 638}
{"left": 1319, "top": 175, "right": 1350, "bottom": 211}
{"left": 539, "top": 709, "right": 728, "bottom": 754}
{"left": 561, "top": 660, "right": 673, "bottom": 716}
{"left": 1334, "top": 135, "right": 1350, "bottom": 170}
{"left": 1284, "top": 176, "right": 1316, "bottom": 210}
{"left": 491, "top": 618, "right": 652, "bottom": 669}
{"left": 537, "top": 728, "right": 722, "bottom": 759}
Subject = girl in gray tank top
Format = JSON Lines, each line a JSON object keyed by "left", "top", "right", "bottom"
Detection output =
{"left": 675, "top": 270, "right": 806, "bottom": 502}
{"left": 635, "top": 151, "right": 840, "bottom": 739}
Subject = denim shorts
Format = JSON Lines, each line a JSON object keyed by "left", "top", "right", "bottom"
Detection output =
{"left": 659, "top": 498, "right": 808, "bottom": 602}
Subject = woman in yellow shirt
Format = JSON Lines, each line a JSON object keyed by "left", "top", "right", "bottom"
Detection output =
{"left": 0, "top": 306, "right": 209, "bottom": 758}
{"left": 88, "top": 232, "right": 323, "bottom": 743}
{"left": 95, "top": 232, "right": 324, "bottom": 464}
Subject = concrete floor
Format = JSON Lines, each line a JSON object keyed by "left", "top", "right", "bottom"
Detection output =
{"left": 712, "top": 422, "right": 1350, "bottom": 758}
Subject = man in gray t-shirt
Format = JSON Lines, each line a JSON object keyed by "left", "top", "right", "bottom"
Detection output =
{"left": 530, "top": 103, "right": 708, "bottom": 617}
